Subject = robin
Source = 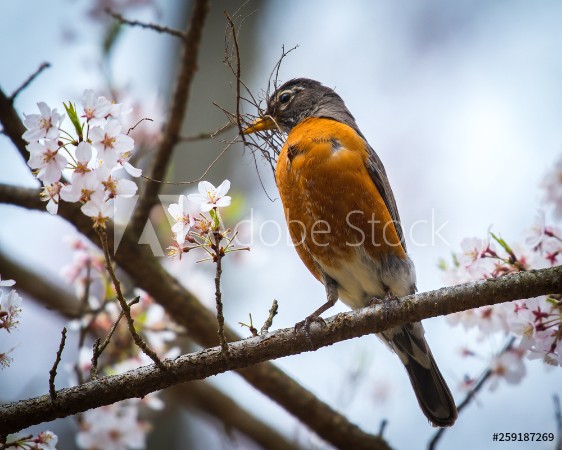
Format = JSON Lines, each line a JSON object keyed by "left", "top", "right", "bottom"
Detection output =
{"left": 243, "top": 78, "right": 457, "bottom": 427}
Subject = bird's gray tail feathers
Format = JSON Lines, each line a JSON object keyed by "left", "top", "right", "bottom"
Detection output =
{"left": 382, "top": 323, "right": 458, "bottom": 427}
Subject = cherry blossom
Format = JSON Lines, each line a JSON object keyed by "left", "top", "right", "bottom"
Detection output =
{"left": 96, "top": 166, "right": 138, "bottom": 199}
{"left": 40, "top": 182, "right": 63, "bottom": 214}
{"left": 188, "top": 180, "right": 231, "bottom": 212}
{"left": 34, "top": 430, "right": 59, "bottom": 450}
{"left": 82, "top": 89, "right": 113, "bottom": 127}
{"left": 22, "top": 90, "right": 141, "bottom": 227}
{"left": 22, "top": 102, "right": 64, "bottom": 142}
{"left": 0, "top": 289, "right": 22, "bottom": 332}
{"left": 81, "top": 190, "right": 113, "bottom": 228}
{"left": 117, "top": 150, "right": 142, "bottom": 177}
{"left": 60, "top": 179, "right": 99, "bottom": 206}
{"left": 76, "top": 403, "right": 148, "bottom": 450}
{"left": 2, "top": 431, "right": 58, "bottom": 450}
{"left": 488, "top": 349, "right": 527, "bottom": 390}
{"left": 27, "top": 139, "right": 68, "bottom": 184}
{"left": 458, "top": 236, "right": 495, "bottom": 277}
{"left": 168, "top": 195, "right": 195, "bottom": 244}
{"left": 90, "top": 118, "right": 134, "bottom": 168}
{"left": 0, "top": 347, "right": 14, "bottom": 368}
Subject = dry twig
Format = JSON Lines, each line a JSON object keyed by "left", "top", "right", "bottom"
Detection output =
{"left": 91, "top": 297, "right": 140, "bottom": 378}
{"left": 212, "top": 232, "right": 229, "bottom": 356}
{"left": 106, "top": 9, "right": 185, "bottom": 38}
{"left": 48, "top": 327, "right": 67, "bottom": 401}
{"left": 260, "top": 299, "right": 278, "bottom": 335}
{"left": 96, "top": 227, "right": 166, "bottom": 370}
{"left": 9, "top": 62, "right": 51, "bottom": 102}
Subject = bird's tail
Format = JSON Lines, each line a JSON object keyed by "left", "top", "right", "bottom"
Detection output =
{"left": 382, "top": 323, "right": 457, "bottom": 427}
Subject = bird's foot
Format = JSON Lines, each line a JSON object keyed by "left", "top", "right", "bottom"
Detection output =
{"left": 294, "top": 314, "right": 326, "bottom": 349}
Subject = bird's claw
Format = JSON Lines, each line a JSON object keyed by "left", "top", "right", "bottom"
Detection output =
{"left": 294, "top": 315, "right": 326, "bottom": 349}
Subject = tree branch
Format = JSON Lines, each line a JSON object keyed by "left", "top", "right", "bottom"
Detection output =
{"left": 0, "top": 250, "right": 80, "bottom": 318}
{"left": 0, "top": 87, "right": 29, "bottom": 161}
{"left": 0, "top": 243, "right": 303, "bottom": 450}
{"left": 129, "top": 0, "right": 210, "bottom": 239}
{"left": 106, "top": 9, "right": 185, "bottom": 38}
{"left": 9, "top": 63, "right": 51, "bottom": 102}
{"left": 48, "top": 327, "right": 67, "bottom": 400}
{"left": 1, "top": 265, "right": 561, "bottom": 442}
{"left": 171, "top": 382, "right": 303, "bottom": 450}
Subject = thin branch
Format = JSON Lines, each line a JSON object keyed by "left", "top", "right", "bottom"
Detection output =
{"left": 48, "top": 327, "right": 67, "bottom": 401}
{"left": 428, "top": 337, "right": 516, "bottom": 450}
{"left": 225, "top": 12, "right": 245, "bottom": 141}
{"left": 9, "top": 62, "right": 51, "bottom": 102}
{"left": 260, "top": 299, "right": 278, "bottom": 335}
{"left": 91, "top": 297, "right": 140, "bottom": 379}
{"left": 75, "top": 262, "right": 93, "bottom": 385}
{"left": 130, "top": 0, "right": 210, "bottom": 239}
{"left": 96, "top": 227, "right": 166, "bottom": 370}
{"left": 1, "top": 265, "right": 562, "bottom": 443}
{"left": 212, "top": 232, "right": 229, "bottom": 356}
{"left": 178, "top": 122, "right": 235, "bottom": 142}
{"left": 127, "top": 117, "right": 153, "bottom": 136}
{"left": 140, "top": 137, "right": 237, "bottom": 186}
{"left": 378, "top": 419, "right": 388, "bottom": 438}
{"left": 105, "top": 9, "right": 185, "bottom": 38}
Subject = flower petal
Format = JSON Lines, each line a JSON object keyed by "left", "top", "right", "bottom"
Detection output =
{"left": 76, "top": 141, "right": 92, "bottom": 163}
{"left": 198, "top": 180, "right": 214, "bottom": 196}
{"left": 216, "top": 179, "right": 230, "bottom": 196}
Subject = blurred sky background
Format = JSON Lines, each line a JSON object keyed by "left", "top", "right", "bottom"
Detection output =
{"left": 1, "top": 1, "right": 562, "bottom": 449}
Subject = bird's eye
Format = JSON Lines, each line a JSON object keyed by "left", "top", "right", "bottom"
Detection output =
{"left": 279, "top": 92, "right": 291, "bottom": 104}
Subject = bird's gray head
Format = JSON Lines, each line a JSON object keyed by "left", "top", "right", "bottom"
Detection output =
{"left": 245, "top": 78, "right": 358, "bottom": 134}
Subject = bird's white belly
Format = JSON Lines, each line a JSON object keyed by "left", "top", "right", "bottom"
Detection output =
{"left": 317, "top": 246, "right": 416, "bottom": 310}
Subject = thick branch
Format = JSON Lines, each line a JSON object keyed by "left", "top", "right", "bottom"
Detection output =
{"left": 130, "top": 0, "right": 210, "bottom": 238}
{"left": 0, "top": 87, "right": 28, "bottom": 161}
{"left": 0, "top": 250, "right": 80, "bottom": 318}
{"left": 1, "top": 265, "right": 561, "bottom": 439}
{"left": 0, "top": 243, "right": 301, "bottom": 450}
{"left": 171, "top": 382, "right": 302, "bottom": 450}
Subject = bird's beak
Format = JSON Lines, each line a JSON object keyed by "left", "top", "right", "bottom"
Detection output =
{"left": 242, "top": 116, "right": 276, "bottom": 134}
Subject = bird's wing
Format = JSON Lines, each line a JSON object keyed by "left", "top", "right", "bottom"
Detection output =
{"left": 364, "top": 143, "right": 407, "bottom": 252}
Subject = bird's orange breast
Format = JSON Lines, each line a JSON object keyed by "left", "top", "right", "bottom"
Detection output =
{"left": 276, "top": 117, "right": 406, "bottom": 281}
